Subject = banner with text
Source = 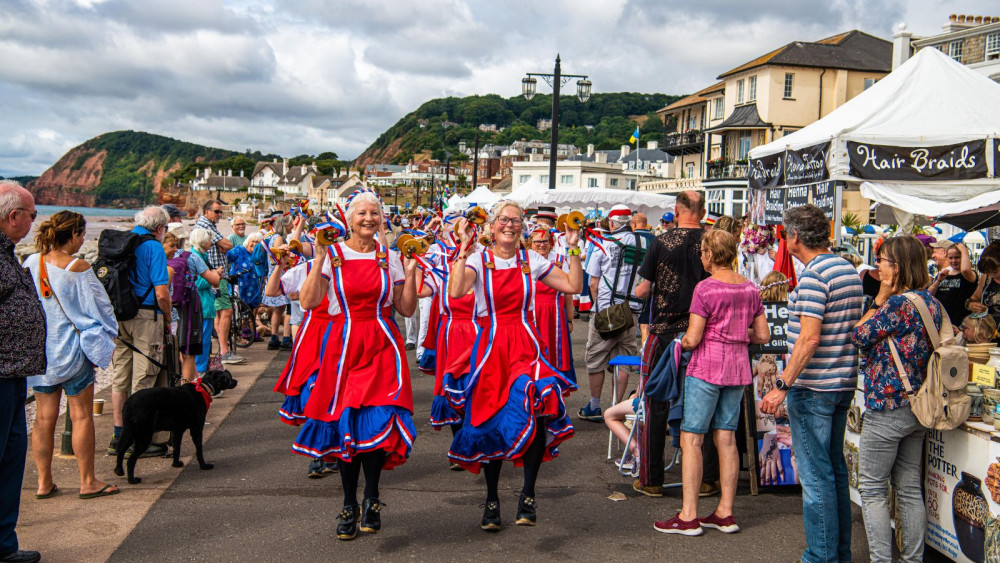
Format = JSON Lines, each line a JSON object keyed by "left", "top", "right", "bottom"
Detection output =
{"left": 812, "top": 181, "right": 837, "bottom": 221}
{"left": 848, "top": 140, "right": 988, "bottom": 182}
{"left": 763, "top": 188, "right": 786, "bottom": 225}
{"left": 748, "top": 151, "right": 785, "bottom": 190}
{"left": 784, "top": 141, "right": 830, "bottom": 185}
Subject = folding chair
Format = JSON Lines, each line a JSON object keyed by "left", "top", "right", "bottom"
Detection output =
{"left": 606, "top": 354, "right": 640, "bottom": 460}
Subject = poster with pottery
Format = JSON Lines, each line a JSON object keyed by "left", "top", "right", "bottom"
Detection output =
{"left": 752, "top": 353, "right": 798, "bottom": 487}
{"left": 924, "top": 427, "right": 999, "bottom": 563}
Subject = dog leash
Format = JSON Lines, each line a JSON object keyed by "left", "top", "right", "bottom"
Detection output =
{"left": 118, "top": 338, "right": 183, "bottom": 386}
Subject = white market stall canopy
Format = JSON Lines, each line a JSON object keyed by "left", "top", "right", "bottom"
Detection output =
{"left": 507, "top": 182, "right": 676, "bottom": 217}
{"left": 748, "top": 47, "right": 1000, "bottom": 220}
{"left": 462, "top": 185, "right": 502, "bottom": 207}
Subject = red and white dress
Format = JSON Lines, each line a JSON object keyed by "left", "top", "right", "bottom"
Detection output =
{"left": 444, "top": 248, "right": 575, "bottom": 473}
{"left": 292, "top": 242, "right": 416, "bottom": 470}
{"left": 273, "top": 261, "right": 333, "bottom": 425}
{"left": 533, "top": 250, "right": 575, "bottom": 379}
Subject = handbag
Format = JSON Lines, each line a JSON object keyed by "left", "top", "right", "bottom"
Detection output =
{"left": 888, "top": 292, "right": 970, "bottom": 430}
{"left": 594, "top": 235, "right": 642, "bottom": 340}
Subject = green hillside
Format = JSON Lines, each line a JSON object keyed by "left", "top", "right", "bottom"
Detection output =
{"left": 357, "top": 92, "right": 684, "bottom": 165}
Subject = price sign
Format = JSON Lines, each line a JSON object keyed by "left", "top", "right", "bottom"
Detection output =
{"left": 972, "top": 363, "right": 996, "bottom": 387}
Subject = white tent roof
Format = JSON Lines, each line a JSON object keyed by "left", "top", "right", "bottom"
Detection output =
{"left": 507, "top": 183, "right": 676, "bottom": 217}
{"left": 463, "top": 185, "right": 502, "bottom": 207}
{"left": 750, "top": 47, "right": 1000, "bottom": 216}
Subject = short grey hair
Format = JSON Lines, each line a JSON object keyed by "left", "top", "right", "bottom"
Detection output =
{"left": 0, "top": 179, "right": 26, "bottom": 220}
{"left": 189, "top": 227, "right": 213, "bottom": 251}
{"left": 135, "top": 205, "right": 169, "bottom": 232}
{"left": 243, "top": 231, "right": 263, "bottom": 250}
{"left": 783, "top": 205, "right": 830, "bottom": 250}
{"left": 346, "top": 191, "right": 383, "bottom": 232}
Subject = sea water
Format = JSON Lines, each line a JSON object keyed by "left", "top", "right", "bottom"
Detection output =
{"left": 36, "top": 204, "right": 139, "bottom": 217}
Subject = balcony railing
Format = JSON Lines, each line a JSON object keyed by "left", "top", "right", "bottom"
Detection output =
{"left": 663, "top": 131, "right": 704, "bottom": 148}
{"left": 706, "top": 162, "right": 748, "bottom": 180}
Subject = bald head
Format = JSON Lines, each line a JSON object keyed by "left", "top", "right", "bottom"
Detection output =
{"left": 675, "top": 190, "right": 705, "bottom": 228}
{"left": 0, "top": 180, "right": 36, "bottom": 243}
{"left": 631, "top": 212, "right": 648, "bottom": 231}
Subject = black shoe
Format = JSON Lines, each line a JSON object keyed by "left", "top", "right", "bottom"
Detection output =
{"left": 139, "top": 443, "right": 169, "bottom": 458}
{"left": 267, "top": 339, "right": 280, "bottom": 350}
{"left": 307, "top": 459, "right": 325, "bottom": 479}
{"left": 0, "top": 551, "right": 41, "bottom": 563}
{"left": 336, "top": 505, "right": 360, "bottom": 541}
{"left": 405, "top": 343, "right": 416, "bottom": 350}
{"left": 480, "top": 500, "right": 501, "bottom": 531}
{"left": 280, "top": 339, "right": 292, "bottom": 351}
{"left": 516, "top": 495, "right": 537, "bottom": 526}
{"left": 360, "top": 497, "right": 384, "bottom": 533}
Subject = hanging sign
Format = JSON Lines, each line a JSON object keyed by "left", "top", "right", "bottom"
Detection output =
{"left": 848, "top": 140, "right": 988, "bottom": 181}
{"left": 785, "top": 185, "right": 810, "bottom": 210}
{"left": 748, "top": 151, "right": 784, "bottom": 190}
{"left": 763, "top": 188, "right": 786, "bottom": 225}
{"left": 812, "top": 181, "right": 836, "bottom": 221}
{"left": 784, "top": 142, "right": 829, "bottom": 185}
{"left": 749, "top": 301, "right": 789, "bottom": 355}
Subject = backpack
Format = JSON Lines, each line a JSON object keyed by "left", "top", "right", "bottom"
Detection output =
{"left": 888, "top": 292, "right": 970, "bottom": 430}
{"left": 167, "top": 250, "right": 198, "bottom": 309}
{"left": 93, "top": 229, "right": 157, "bottom": 321}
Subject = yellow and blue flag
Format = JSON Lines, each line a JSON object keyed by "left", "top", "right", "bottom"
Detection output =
{"left": 629, "top": 126, "right": 640, "bottom": 144}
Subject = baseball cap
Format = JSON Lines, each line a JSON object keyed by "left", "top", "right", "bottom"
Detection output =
{"left": 162, "top": 203, "right": 184, "bottom": 220}
{"left": 929, "top": 239, "right": 955, "bottom": 250}
{"left": 660, "top": 212, "right": 675, "bottom": 223}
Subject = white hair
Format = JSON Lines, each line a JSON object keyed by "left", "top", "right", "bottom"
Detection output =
{"left": 243, "top": 231, "right": 263, "bottom": 250}
{"left": 134, "top": 205, "right": 169, "bottom": 231}
{"left": 189, "top": 227, "right": 213, "bottom": 251}
{"left": 489, "top": 199, "right": 523, "bottom": 223}
{"left": 0, "top": 179, "right": 27, "bottom": 220}
{"left": 345, "top": 192, "right": 383, "bottom": 233}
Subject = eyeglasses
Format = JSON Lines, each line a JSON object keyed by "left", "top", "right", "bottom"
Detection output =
{"left": 496, "top": 216, "right": 523, "bottom": 226}
{"left": 875, "top": 256, "right": 895, "bottom": 265}
{"left": 16, "top": 208, "right": 37, "bottom": 220}
{"left": 209, "top": 209, "right": 223, "bottom": 214}
{"left": 531, "top": 240, "right": 549, "bottom": 246}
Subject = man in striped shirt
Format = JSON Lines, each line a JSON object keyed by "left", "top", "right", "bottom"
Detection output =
{"left": 761, "top": 204, "right": 862, "bottom": 563}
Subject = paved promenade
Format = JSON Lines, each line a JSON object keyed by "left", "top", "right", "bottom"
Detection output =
{"left": 17, "top": 318, "right": 891, "bottom": 562}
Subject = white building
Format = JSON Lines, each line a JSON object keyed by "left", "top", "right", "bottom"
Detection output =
{"left": 511, "top": 160, "right": 643, "bottom": 191}
{"left": 898, "top": 14, "right": 1000, "bottom": 81}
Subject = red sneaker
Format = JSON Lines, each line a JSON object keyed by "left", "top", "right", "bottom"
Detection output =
{"left": 698, "top": 512, "right": 740, "bottom": 533}
{"left": 653, "top": 514, "right": 703, "bottom": 536}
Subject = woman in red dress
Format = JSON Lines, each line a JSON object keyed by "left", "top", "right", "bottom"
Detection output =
{"left": 528, "top": 227, "right": 576, "bottom": 379}
{"left": 447, "top": 200, "right": 583, "bottom": 531}
{"left": 296, "top": 191, "right": 419, "bottom": 541}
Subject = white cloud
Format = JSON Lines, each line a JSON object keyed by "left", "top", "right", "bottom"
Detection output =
{"left": 0, "top": 0, "right": 997, "bottom": 176}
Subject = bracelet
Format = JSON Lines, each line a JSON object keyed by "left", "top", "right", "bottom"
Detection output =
{"left": 567, "top": 247, "right": 581, "bottom": 256}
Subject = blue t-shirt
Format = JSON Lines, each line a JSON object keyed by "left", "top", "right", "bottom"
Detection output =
{"left": 131, "top": 226, "right": 169, "bottom": 306}
{"left": 787, "top": 253, "right": 864, "bottom": 392}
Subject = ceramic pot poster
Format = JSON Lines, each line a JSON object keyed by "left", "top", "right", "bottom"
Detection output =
{"left": 924, "top": 427, "right": 1000, "bottom": 563}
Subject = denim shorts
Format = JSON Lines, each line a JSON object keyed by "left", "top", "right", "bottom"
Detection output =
{"left": 33, "top": 362, "right": 96, "bottom": 397}
{"left": 680, "top": 375, "right": 743, "bottom": 434}
{"left": 289, "top": 300, "right": 304, "bottom": 326}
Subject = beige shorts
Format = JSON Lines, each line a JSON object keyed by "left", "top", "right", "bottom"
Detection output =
{"left": 584, "top": 311, "right": 640, "bottom": 374}
{"left": 112, "top": 309, "right": 167, "bottom": 394}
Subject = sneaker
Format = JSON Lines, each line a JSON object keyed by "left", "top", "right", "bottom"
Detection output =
{"left": 360, "top": 497, "right": 383, "bottom": 533}
{"left": 699, "top": 481, "right": 721, "bottom": 498}
{"left": 698, "top": 512, "right": 740, "bottom": 533}
{"left": 107, "top": 436, "right": 119, "bottom": 456}
{"left": 336, "top": 505, "right": 360, "bottom": 541}
{"left": 307, "top": 459, "right": 325, "bottom": 479}
{"left": 405, "top": 343, "right": 416, "bottom": 351}
{"left": 124, "top": 443, "right": 168, "bottom": 459}
{"left": 577, "top": 404, "right": 603, "bottom": 422}
{"left": 322, "top": 461, "right": 340, "bottom": 474}
{"left": 267, "top": 338, "right": 280, "bottom": 350}
{"left": 280, "top": 339, "right": 293, "bottom": 351}
{"left": 515, "top": 495, "right": 537, "bottom": 526}
{"left": 632, "top": 479, "right": 663, "bottom": 498}
{"left": 653, "top": 514, "right": 703, "bottom": 536}
{"left": 220, "top": 352, "right": 246, "bottom": 364}
{"left": 615, "top": 457, "right": 635, "bottom": 473}
{"left": 480, "top": 501, "right": 501, "bottom": 531}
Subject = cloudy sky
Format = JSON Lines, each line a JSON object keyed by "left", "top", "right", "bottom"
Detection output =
{"left": 0, "top": 0, "right": 995, "bottom": 176}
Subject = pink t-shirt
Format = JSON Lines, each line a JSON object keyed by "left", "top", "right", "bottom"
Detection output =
{"left": 686, "top": 278, "right": 764, "bottom": 386}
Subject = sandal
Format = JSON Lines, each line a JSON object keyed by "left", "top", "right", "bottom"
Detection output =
{"left": 79, "top": 483, "right": 120, "bottom": 500}
{"left": 35, "top": 485, "right": 59, "bottom": 500}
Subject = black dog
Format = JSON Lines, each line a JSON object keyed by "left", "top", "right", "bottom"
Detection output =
{"left": 114, "top": 370, "right": 238, "bottom": 484}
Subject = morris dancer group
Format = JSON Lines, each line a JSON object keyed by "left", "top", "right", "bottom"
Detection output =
{"left": 269, "top": 191, "right": 582, "bottom": 538}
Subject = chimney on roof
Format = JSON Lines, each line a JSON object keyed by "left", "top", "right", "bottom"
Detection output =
{"left": 647, "top": 141, "right": 659, "bottom": 150}
{"left": 228, "top": 169, "right": 232, "bottom": 177}
{"left": 620, "top": 145, "right": 630, "bottom": 159}
{"left": 595, "top": 153, "right": 608, "bottom": 164}
{"left": 301, "top": 165, "right": 306, "bottom": 174}
{"left": 891, "top": 23, "right": 914, "bottom": 69}
{"left": 282, "top": 158, "right": 289, "bottom": 175}
{"left": 240, "top": 169, "right": 244, "bottom": 177}
{"left": 272, "top": 158, "right": 277, "bottom": 163}
{"left": 586, "top": 144, "right": 595, "bottom": 157}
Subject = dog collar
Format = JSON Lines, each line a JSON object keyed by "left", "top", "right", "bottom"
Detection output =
{"left": 192, "top": 379, "right": 214, "bottom": 410}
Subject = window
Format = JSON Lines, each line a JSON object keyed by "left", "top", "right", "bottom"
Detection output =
{"left": 748, "top": 76, "right": 757, "bottom": 102}
{"left": 688, "top": 115, "right": 697, "bottom": 130}
{"left": 686, "top": 163, "right": 694, "bottom": 178}
{"left": 588, "top": 177, "right": 598, "bottom": 187}
{"left": 610, "top": 178, "right": 619, "bottom": 187}
{"left": 737, "top": 79, "right": 745, "bottom": 103}
{"left": 987, "top": 33, "right": 1000, "bottom": 60}
{"left": 560, "top": 174, "right": 573, "bottom": 185}
{"left": 783, "top": 73, "right": 794, "bottom": 98}
{"left": 714, "top": 97, "right": 724, "bottom": 119}
{"left": 706, "top": 189, "right": 725, "bottom": 216}
{"left": 626, "top": 179, "right": 636, "bottom": 190}
{"left": 737, "top": 131, "right": 751, "bottom": 160}
{"left": 519, "top": 174, "right": 530, "bottom": 184}
{"left": 864, "top": 78, "right": 878, "bottom": 90}
{"left": 949, "top": 40, "right": 963, "bottom": 62}
{"left": 539, "top": 175, "right": 548, "bottom": 185}
{"left": 732, "top": 189, "right": 747, "bottom": 218}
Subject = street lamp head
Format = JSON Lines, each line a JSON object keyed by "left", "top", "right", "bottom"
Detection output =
{"left": 522, "top": 76, "right": 537, "bottom": 100}
{"left": 576, "top": 79, "right": 592, "bottom": 103}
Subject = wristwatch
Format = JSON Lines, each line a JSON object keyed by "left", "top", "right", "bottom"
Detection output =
{"left": 775, "top": 378, "right": 789, "bottom": 391}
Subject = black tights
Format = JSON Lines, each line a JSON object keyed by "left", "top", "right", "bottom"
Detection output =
{"left": 338, "top": 450, "right": 386, "bottom": 507}
{"left": 482, "top": 423, "right": 547, "bottom": 502}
